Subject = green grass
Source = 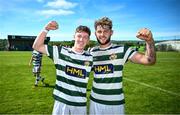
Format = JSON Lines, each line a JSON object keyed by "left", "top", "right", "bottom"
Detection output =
{"left": 0, "top": 51, "right": 180, "bottom": 114}
{"left": 124, "top": 52, "right": 180, "bottom": 114}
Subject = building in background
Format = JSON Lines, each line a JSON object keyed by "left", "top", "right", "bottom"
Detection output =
{"left": 155, "top": 40, "right": 180, "bottom": 52}
{"left": 7, "top": 35, "right": 50, "bottom": 51}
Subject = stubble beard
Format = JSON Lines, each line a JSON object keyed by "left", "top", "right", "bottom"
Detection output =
{"left": 97, "top": 36, "right": 111, "bottom": 45}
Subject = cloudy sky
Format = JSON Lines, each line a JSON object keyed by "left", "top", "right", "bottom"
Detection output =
{"left": 0, "top": 0, "right": 179, "bottom": 41}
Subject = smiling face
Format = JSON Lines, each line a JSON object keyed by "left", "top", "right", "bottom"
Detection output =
{"left": 94, "top": 17, "right": 113, "bottom": 48}
{"left": 72, "top": 25, "right": 91, "bottom": 53}
{"left": 95, "top": 25, "right": 113, "bottom": 48}
{"left": 73, "top": 31, "right": 90, "bottom": 52}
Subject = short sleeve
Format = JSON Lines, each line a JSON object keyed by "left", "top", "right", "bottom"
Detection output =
{"left": 45, "top": 45, "right": 53, "bottom": 59}
{"left": 124, "top": 45, "right": 137, "bottom": 63}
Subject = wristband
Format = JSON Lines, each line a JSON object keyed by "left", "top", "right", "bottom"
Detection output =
{"left": 43, "top": 29, "right": 49, "bottom": 33}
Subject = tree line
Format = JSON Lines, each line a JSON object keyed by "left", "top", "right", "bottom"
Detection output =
{"left": 1, "top": 39, "right": 179, "bottom": 52}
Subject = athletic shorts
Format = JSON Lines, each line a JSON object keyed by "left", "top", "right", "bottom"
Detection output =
{"left": 89, "top": 100, "right": 125, "bottom": 115}
{"left": 33, "top": 66, "right": 41, "bottom": 73}
{"left": 52, "top": 100, "right": 86, "bottom": 115}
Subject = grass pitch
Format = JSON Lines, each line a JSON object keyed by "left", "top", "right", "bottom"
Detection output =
{"left": 0, "top": 51, "right": 180, "bottom": 114}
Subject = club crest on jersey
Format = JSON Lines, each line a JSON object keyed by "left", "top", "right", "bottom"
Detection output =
{"left": 94, "top": 64, "right": 114, "bottom": 74}
{"left": 84, "top": 61, "right": 90, "bottom": 66}
{"left": 65, "top": 65, "right": 86, "bottom": 78}
{"left": 109, "top": 53, "right": 117, "bottom": 60}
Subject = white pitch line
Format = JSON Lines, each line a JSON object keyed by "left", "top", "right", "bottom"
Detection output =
{"left": 124, "top": 77, "right": 180, "bottom": 97}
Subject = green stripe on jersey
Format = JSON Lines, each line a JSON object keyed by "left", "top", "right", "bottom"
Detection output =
{"left": 47, "top": 45, "right": 54, "bottom": 59}
{"left": 93, "top": 52, "right": 125, "bottom": 61}
{"left": 56, "top": 75, "right": 87, "bottom": 88}
{"left": 54, "top": 95, "right": 86, "bottom": 106}
{"left": 55, "top": 84, "right": 86, "bottom": 97}
{"left": 94, "top": 77, "right": 122, "bottom": 83}
{"left": 92, "top": 87, "right": 123, "bottom": 95}
{"left": 114, "top": 65, "right": 123, "bottom": 71}
{"left": 59, "top": 52, "right": 93, "bottom": 66}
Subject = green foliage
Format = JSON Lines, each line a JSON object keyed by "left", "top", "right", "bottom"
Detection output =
{"left": 111, "top": 40, "right": 145, "bottom": 47}
{"left": 0, "top": 51, "right": 180, "bottom": 114}
{"left": 85, "top": 40, "right": 98, "bottom": 50}
{"left": 0, "top": 39, "right": 8, "bottom": 51}
{"left": 49, "top": 41, "right": 74, "bottom": 47}
{"left": 48, "top": 40, "right": 98, "bottom": 50}
{"left": 0, "top": 39, "right": 147, "bottom": 51}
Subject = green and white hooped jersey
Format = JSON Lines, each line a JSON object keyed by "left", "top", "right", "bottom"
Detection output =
{"left": 32, "top": 50, "right": 42, "bottom": 66}
{"left": 45, "top": 45, "right": 93, "bottom": 106}
{"left": 90, "top": 44, "right": 136, "bottom": 105}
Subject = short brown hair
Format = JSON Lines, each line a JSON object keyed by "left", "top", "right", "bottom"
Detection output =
{"left": 94, "top": 17, "right": 112, "bottom": 30}
{"left": 75, "top": 25, "right": 91, "bottom": 36}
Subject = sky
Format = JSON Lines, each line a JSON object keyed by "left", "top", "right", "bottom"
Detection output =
{"left": 0, "top": 0, "right": 180, "bottom": 41}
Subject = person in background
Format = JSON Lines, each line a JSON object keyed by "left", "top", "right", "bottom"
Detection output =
{"left": 29, "top": 50, "right": 45, "bottom": 86}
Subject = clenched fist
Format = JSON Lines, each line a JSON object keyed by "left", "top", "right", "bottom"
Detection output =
{"left": 136, "top": 28, "right": 153, "bottom": 43}
{"left": 45, "top": 21, "right": 59, "bottom": 31}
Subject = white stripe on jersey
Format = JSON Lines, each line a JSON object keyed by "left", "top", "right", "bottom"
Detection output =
{"left": 53, "top": 89, "right": 86, "bottom": 103}
{"left": 56, "top": 80, "right": 86, "bottom": 94}
{"left": 57, "top": 69, "right": 89, "bottom": 83}
{"left": 45, "top": 45, "right": 49, "bottom": 56}
{"left": 93, "top": 81, "right": 122, "bottom": 90}
{"left": 53, "top": 46, "right": 59, "bottom": 64}
{"left": 123, "top": 47, "right": 137, "bottom": 64}
{"left": 61, "top": 47, "right": 92, "bottom": 61}
{"left": 93, "top": 59, "right": 124, "bottom": 66}
{"left": 91, "top": 90, "right": 124, "bottom": 101}
{"left": 91, "top": 46, "right": 124, "bottom": 56}
{"left": 129, "top": 51, "right": 137, "bottom": 59}
{"left": 94, "top": 71, "right": 122, "bottom": 79}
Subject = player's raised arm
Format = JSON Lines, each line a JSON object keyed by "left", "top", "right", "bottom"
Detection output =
{"left": 130, "top": 28, "right": 156, "bottom": 65}
{"left": 32, "top": 21, "right": 59, "bottom": 54}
